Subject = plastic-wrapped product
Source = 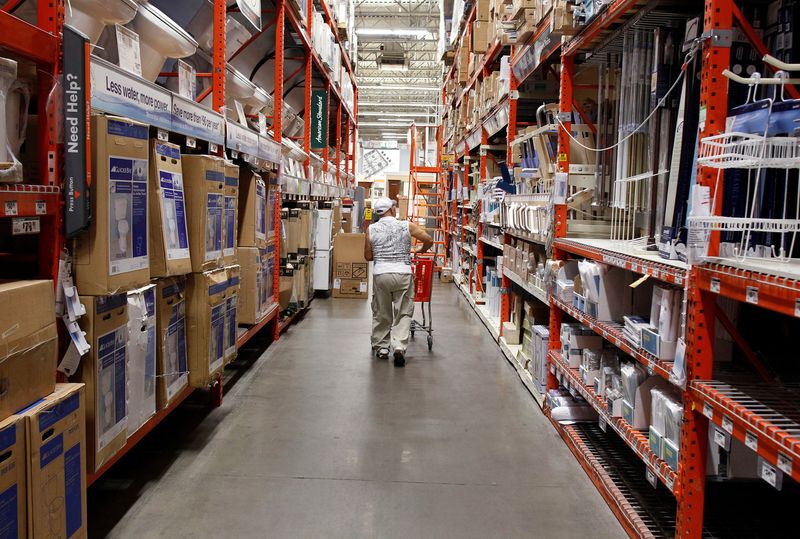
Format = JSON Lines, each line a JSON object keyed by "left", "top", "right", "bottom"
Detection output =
{"left": 620, "top": 362, "right": 646, "bottom": 403}
{"left": 663, "top": 397, "right": 683, "bottom": 444}
{"left": 650, "top": 388, "right": 667, "bottom": 435}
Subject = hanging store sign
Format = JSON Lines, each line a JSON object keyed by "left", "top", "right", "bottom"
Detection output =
{"left": 310, "top": 90, "right": 328, "bottom": 150}
{"left": 258, "top": 135, "right": 282, "bottom": 165}
{"left": 63, "top": 26, "right": 91, "bottom": 238}
{"left": 226, "top": 120, "right": 260, "bottom": 157}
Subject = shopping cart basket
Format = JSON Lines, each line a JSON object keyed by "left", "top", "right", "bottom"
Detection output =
{"left": 410, "top": 258, "right": 434, "bottom": 350}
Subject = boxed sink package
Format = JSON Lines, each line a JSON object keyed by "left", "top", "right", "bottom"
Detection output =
{"left": 186, "top": 268, "right": 229, "bottom": 387}
{"left": 76, "top": 115, "right": 150, "bottom": 295}
{"left": 149, "top": 141, "right": 191, "bottom": 277}
{"left": 238, "top": 168, "right": 268, "bottom": 249}
{"left": 126, "top": 285, "right": 157, "bottom": 436}
{"left": 76, "top": 294, "right": 129, "bottom": 472}
{"left": 0, "top": 279, "right": 57, "bottom": 418}
{"left": 223, "top": 161, "right": 240, "bottom": 266}
{"left": 182, "top": 154, "right": 225, "bottom": 272}
{"left": 155, "top": 277, "right": 189, "bottom": 409}
{"left": 20, "top": 383, "right": 87, "bottom": 539}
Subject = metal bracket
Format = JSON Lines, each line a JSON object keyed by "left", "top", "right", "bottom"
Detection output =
{"left": 500, "top": 287, "right": 509, "bottom": 295}
{"left": 509, "top": 90, "right": 520, "bottom": 100}
{"left": 700, "top": 28, "right": 733, "bottom": 47}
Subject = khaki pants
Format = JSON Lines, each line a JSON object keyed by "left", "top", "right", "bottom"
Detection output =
{"left": 371, "top": 273, "right": 414, "bottom": 352}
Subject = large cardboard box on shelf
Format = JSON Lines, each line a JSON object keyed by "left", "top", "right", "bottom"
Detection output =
{"left": 472, "top": 20, "right": 491, "bottom": 53}
{"left": 76, "top": 293, "right": 129, "bottom": 473}
{"left": 0, "top": 279, "right": 57, "bottom": 419}
{"left": 279, "top": 272, "right": 294, "bottom": 311}
{"left": 126, "top": 285, "right": 157, "bottom": 437}
{"left": 0, "top": 414, "right": 26, "bottom": 538}
{"left": 286, "top": 209, "right": 301, "bottom": 256}
{"left": 148, "top": 141, "right": 192, "bottom": 277}
{"left": 332, "top": 233, "right": 369, "bottom": 299}
{"left": 76, "top": 115, "right": 150, "bottom": 295}
{"left": 186, "top": 268, "right": 229, "bottom": 388}
{"left": 238, "top": 169, "right": 269, "bottom": 249}
{"left": 21, "top": 383, "right": 87, "bottom": 539}
{"left": 224, "top": 265, "right": 240, "bottom": 364}
{"left": 223, "top": 162, "right": 240, "bottom": 266}
{"left": 476, "top": 0, "right": 491, "bottom": 20}
{"left": 341, "top": 208, "right": 354, "bottom": 233}
{"left": 239, "top": 247, "right": 273, "bottom": 325}
{"left": 155, "top": 278, "right": 189, "bottom": 409}
{"left": 298, "top": 208, "right": 312, "bottom": 255}
{"left": 182, "top": 155, "right": 225, "bottom": 272}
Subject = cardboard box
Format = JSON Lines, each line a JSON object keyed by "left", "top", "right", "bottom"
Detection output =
{"left": 224, "top": 265, "right": 240, "bottom": 363}
{"left": 223, "top": 161, "right": 240, "bottom": 266}
{"left": 238, "top": 169, "right": 269, "bottom": 249}
{"left": 286, "top": 209, "right": 300, "bottom": 256}
{"left": 126, "top": 285, "right": 157, "bottom": 437}
{"left": 476, "top": 0, "right": 491, "bottom": 20}
{"left": 182, "top": 155, "right": 225, "bottom": 272}
{"left": 149, "top": 141, "right": 192, "bottom": 277}
{"left": 0, "top": 414, "right": 26, "bottom": 538}
{"left": 397, "top": 197, "right": 409, "bottom": 220}
{"left": 298, "top": 209, "right": 312, "bottom": 255}
{"left": 155, "top": 278, "right": 189, "bottom": 409}
{"left": 332, "top": 233, "right": 369, "bottom": 299}
{"left": 75, "top": 115, "right": 150, "bottom": 295}
{"left": 186, "top": 269, "right": 229, "bottom": 387}
{"left": 21, "top": 383, "right": 87, "bottom": 539}
{"left": 341, "top": 208, "right": 353, "bottom": 233}
{"left": 239, "top": 247, "right": 272, "bottom": 324}
{"left": 279, "top": 274, "right": 293, "bottom": 310}
{"left": 76, "top": 294, "right": 129, "bottom": 472}
{"left": 0, "top": 280, "right": 57, "bottom": 418}
{"left": 472, "top": 20, "right": 490, "bottom": 53}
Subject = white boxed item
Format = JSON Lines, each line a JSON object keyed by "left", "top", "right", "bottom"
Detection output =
{"left": 315, "top": 209, "right": 333, "bottom": 249}
{"left": 313, "top": 249, "right": 332, "bottom": 291}
{"left": 126, "top": 284, "right": 157, "bottom": 436}
{"left": 620, "top": 363, "right": 671, "bottom": 429}
{"left": 567, "top": 334, "right": 602, "bottom": 368}
{"left": 531, "top": 325, "right": 549, "bottom": 392}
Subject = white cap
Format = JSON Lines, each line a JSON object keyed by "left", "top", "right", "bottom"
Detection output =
{"left": 373, "top": 197, "right": 394, "bottom": 215}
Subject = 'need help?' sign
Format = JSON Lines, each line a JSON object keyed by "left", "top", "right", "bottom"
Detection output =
{"left": 311, "top": 90, "right": 327, "bottom": 150}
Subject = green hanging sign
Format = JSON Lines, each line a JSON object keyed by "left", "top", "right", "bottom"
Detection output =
{"left": 310, "top": 90, "right": 327, "bottom": 150}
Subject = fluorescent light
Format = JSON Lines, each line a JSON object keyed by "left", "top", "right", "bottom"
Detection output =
{"left": 359, "top": 85, "right": 439, "bottom": 91}
{"left": 359, "top": 102, "right": 440, "bottom": 108}
{"left": 359, "top": 112, "right": 436, "bottom": 117}
{"left": 359, "top": 122, "right": 412, "bottom": 126}
{"left": 356, "top": 28, "right": 431, "bottom": 38}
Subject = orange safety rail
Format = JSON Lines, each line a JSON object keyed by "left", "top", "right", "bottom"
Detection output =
{"left": 412, "top": 259, "right": 435, "bottom": 303}
{"left": 551, "top": 297, "right": 673, "bottom": 381}
{"left": 550, "top": 350, "right": 678, "bottom": 491}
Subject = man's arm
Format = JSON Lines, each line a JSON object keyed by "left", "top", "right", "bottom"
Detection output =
{"left": 364, "top": 226, "right": 374, "bottom": 261}
{"left": 408, "top": 222, "right": 434, "bottom": 254}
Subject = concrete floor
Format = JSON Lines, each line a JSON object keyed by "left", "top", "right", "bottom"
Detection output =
{"left": 89, "top": 282, "right": 625, "bottom": 538}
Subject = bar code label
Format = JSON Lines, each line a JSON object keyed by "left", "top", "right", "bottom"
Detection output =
{"left": 745, "top": 432, "right": 758, "bottom": 451}
{"left": 710, "top": 278, "right": 720, "bottom": 293}
{"left": 157, "top": 129, "right": 169, "bottom": 141}
{"left": 761, "top": 461, "right": 778, "bottom": 488}
{"left": 35, "top": 201, "right": 46, "bottom": 215}
{"left": 746, "top": 286, "right": 759, "bottom": 304}
{"left": 645, "top": 467, "right": 658, "bottom": 488}
{"left": 721, "top": 416, "right": 733, "bottom": 434}
{"left": 4, "top": 201, "right": 17, "bottom": 216}
{"left": 598, "top": 417, "right": 607, "bottom": 432}
{"left": 778, "top": 453, "right": 792, "bottom": 475}
{"left": 702, "top": 403, "right": 714, "bottom": 419}
{"left": 210, "top": 143, "right": 219, "bottom": 154}
{"left": 186, "top": 136, "right": 197, "bottom": 149}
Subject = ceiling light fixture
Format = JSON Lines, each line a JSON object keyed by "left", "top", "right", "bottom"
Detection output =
{"left": 359, "top": 85, "right": 439, "bottom": 91}
{"left": 355, "top": 28, "right": 431, "bottom": 38}
{"left": 359, "top": 112, "right": 436, "bottom": 117}
{"left": 359, "top": 102, "right": 440, "bottom": 108}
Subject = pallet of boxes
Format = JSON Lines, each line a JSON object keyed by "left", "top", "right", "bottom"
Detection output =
{"left": 279, "top": 204, "right": 315, "bottom": 315}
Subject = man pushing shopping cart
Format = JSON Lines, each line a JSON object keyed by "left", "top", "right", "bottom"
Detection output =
{"left": 364, "top": 197, "right": 434, "bottom": 367}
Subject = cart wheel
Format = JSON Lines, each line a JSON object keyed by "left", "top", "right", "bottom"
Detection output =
{"left": 427, "top": 335, "right": 433, "bottom": 350}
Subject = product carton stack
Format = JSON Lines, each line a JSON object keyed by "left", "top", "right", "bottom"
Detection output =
{"left": 332, "top": 233, "right": 369, "bottom": 299}
{"left": 279, "top": 205, "right": 316, "bottom": 312}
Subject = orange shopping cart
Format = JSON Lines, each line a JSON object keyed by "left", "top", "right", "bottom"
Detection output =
{"left": 410, "top": 258, "right": 434, "bottom": 350}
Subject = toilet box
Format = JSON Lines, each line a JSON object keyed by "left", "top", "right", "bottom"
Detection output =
{"left": 182, "top": 154, "right": 225, "bottom": 272}
{"left": 76, "top": 294, "right": 128, "bottom": 472}
{"left": 21, "top": 383, "right": 87, "bottom": 539}
{"left": 76, "top": 115, "right": 150, "bottom": 295}
{"left": 155, "top": 278, "right": 189, "bottom": 409}
{"left": 223, "top": 162, "right": 240, "bottom": 265}
{"left": 224, "top": 265, "right": 240, "bottom": 363}
{"left": 238, "top": 169, "right": 268, "bottom": 249}
{"left": 148, "top": 141, "right": 191, "bottom": 277}
{"left": 0, "top": 414, "right": 26, "bottom": 539}
{"left": 186, "top": 268, "right": 229, "bottom": 388}
{"left": 126, "top": 285, "right": 157, "bottom": 436}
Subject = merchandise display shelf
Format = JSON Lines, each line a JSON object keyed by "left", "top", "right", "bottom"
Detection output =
{"left": 550, "top": 350, "right": 677, "bottom": 491}
{"left": 237, "top": 303, "right": 280, "bottom": 348}
{"left": 87, "top": 384, "right": 195, "bottom": 487}
{"left": 499, "top": 336, "right": 545, "bottom": 408}
{"left": 509, "top": 12, "right": 561, "bottom": 85}
{"left": 503, "top": 267, "right": 548, "bottom": 305}
{"left": 690, "top": 378, "right": 800, "bottom": 485}
{"left": 464, "top": 225, "right": 478, "bottom": 234}
{"left": 694, "top": 260, "right": 800, "bottom": 319}
{"left": 0, "top": 184, "right": 61, "bottom": 218}
{"left": 479, "top": 236, "right": 503, "bottom": 250}
{"left": 554, "top": 421, "right": 677, "bottom": 539}
{"left": 551, "top": 297, "right": 674, "bottom": 382}
{"left": 506, "top": 229, "right": 547, "bottom": 246}
{"left": 475, "top": 303, "right": 500, "bottom": 341}
{"left": 561, "top": 0, "right": 644, "bottom": 56}
{"left": 555, "top": 238, "right": 688, "bottom": 286}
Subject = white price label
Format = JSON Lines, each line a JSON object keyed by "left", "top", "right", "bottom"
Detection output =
{"left": 746, "top": 286, "right": 759, "bottom": 304}
{"left": 713, "top": 427, "right": 727, "bottom": 448}
{"left": 598, "top": 417, "right": 607, "bottom": 432}
{"left": 665, "top": 476, "right": 675, "bottom": 492}
{"left": 11, "top": 217, "right": 39, "bottom": 235}
{"left": 157, "top": 129, "right": 169, "bottom": 141}
{"left": 745, "top": 432, "right": 758, "bottom": 451}
{"left": 4, "top": 200, "right": 17, "bottom": 216}
{"left": 231, "top": 150, "right": 239, "bottom": 159}
{"left": 550, "top": 364, "right": 556, "bottom": 375}
{"left": 702, "top": 403, "right": 714, "bottom": 419}
{"left": 721, "top": 416, "right": 733, "bottom": 434}
{"left": 710, "top": 277, "right": 721, "bottom": 293}
{"left": 186, "top": 136, "right": 197, "bottom": 149}
{"left": 778, "top": 453, "right": 793, "bottom": 475}
{"left": 647, "top": 359, "right": 656, "bottom": 376}
{"left": 631, "top": 263, "right": 638, "bottom": 273}
{"left": 645, "top": 467, "right": 658, "bottom": 488}
{"left": 761, "top": 461, "right": 778, "bottom": 487}
{"left": 795, "top": 299, "right": 800, "bottom": 318}
{"left": 210, "top": 143, "right": 219, "bottom": 154}
{"left": 35, "top": 201, "right": 46, "bottom": 215}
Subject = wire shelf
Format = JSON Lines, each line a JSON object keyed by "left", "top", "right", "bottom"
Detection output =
{"left": 698, "top": 132, "right": 800, "bottom": 169}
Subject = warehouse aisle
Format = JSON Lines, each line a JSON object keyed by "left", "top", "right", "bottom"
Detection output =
{"left": 89, "top": 283, "right": 624, "bottom": 538}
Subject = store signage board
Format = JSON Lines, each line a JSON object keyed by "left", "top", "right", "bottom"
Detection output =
{"left": 311, "top": 89, "right": 328, "bottom": 150}
{"left": 90, "top": 56, "right": 172, "bottom": 131}
{"left": 172, "top": 94, "right": 225, "bottom": 145}
{"left": 259, "top": 135, "right": 282, "bottom": 165}
{"left": 63, "top": 26, "right": 91, "bottom": 238}
{"left": 226, "top": 120, "right": 260, "bottom": 157}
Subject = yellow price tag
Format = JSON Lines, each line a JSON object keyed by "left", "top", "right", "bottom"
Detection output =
{"left": 558, "top": 152, "right": 568, "bottom": 162}
{"left": 365, "top": 208, "right": 373, "bottom": 220}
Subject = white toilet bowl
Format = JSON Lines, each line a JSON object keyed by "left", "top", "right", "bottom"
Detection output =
{"left": 66, "top": 0, "right": 139, "bottom": 44}
{"left": 201, "top": 65, "right": 256, "bottom": 119}
{"left": 129, "top": 2, "right": 198, "bottom": 81}
{"left": 189, "top": 9, "right": 252, "bottom": 59}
